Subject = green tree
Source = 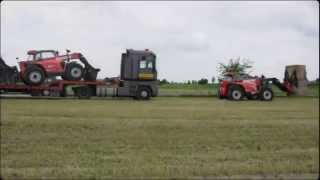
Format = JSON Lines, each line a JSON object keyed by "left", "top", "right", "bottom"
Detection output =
{"left": 198, "top": 78, "right": 208, "bottom": 85}
{"left": 218, "top": 57, "right": 253, "bottom": 77}
{"left": 160, "top": 79, "right": 169, "bottom": 85}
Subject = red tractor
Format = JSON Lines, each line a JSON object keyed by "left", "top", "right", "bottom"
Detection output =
{"left": 218, "top": 73, "right": 294, "bottom": 101}
{"left": 18, "top": 50, "right": 100, "bottom": 85}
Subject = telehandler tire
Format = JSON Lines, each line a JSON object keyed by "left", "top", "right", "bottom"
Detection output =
{"left": 64, "top": 62, "right": 83, "bottom": 81}
{"left": 23, "top": 66, "right": 45, "bottom": 85}
{"left": 228, "top": 85, "right": 244, "bottom": 101}
{"left": 260, "top": 88, "right": 273, "bottom": 101}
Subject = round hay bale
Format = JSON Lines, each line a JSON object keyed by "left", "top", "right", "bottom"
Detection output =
{"left": 284, "top": 65, "right": 308, "bottom": 95}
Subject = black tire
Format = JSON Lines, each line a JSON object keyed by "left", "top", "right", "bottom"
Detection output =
{"left": 73, "top": 86, "right": 93, "bottom": 99}
{"left": 23, "top": 66, "right": 45, "bottom": 85}
{"left": 227, "top": 85, "right": 244, "bottom": 101}
{"left": 136, "top": 87, "right": 151, "bottom": 100}
{"left": 260, "top": 88, "right": 273, "bottom": 101}
{"left": 63, "top": 62, "right": 83, "bottom": 81}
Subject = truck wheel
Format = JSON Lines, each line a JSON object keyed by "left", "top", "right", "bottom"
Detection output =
{"left": 136, "top": 87, "right": 151, "bottom": 100}
{"left": 64, "top": 62, "right": 83, "bottom": 81}
{"left": 260, "top": 88, "right": 273, "bottom": 101}
{"left": 24, "top": 66, "right": 45, "bottom": 85}
{"left": 228, "top": 85, "right": 244, "bottom": 101}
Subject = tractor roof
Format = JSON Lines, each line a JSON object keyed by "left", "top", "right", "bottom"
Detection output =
{"left": 27, "top": 50, "right": 57, "bottom": 55}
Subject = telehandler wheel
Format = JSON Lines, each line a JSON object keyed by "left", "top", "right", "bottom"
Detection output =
{"left": 228, "top": 85, "right": 244, "bottom": 101}
{"left": 23, "top": 66, "right": 45, "bottom": 85}
{"left": 64, "top": 62, "right": 83, "bottom": 81}
{"left": 136, "top": 87, "right": 151, "bottom": 100}
{"left": 260, "top": 88, "right": 273, "bottom": 101}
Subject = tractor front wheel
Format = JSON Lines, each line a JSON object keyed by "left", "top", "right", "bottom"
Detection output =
{"left": 228, "top": 85, "right": 244, "bottom": 101}
{"left": 23, "top": 66, "right": 45, "bottom": 85}
{"left": 260, "top": 88, "right": 273, "bottom": 101}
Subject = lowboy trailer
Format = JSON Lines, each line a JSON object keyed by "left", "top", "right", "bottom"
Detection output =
{"left": 0, "top": 49, "right": 158, "bottom": 100}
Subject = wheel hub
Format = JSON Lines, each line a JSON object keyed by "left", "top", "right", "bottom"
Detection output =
{"left": 232, "top": 90, "right": 241, "bottom": 100}
{"left": 29, "top": 72, "right": 41, "bottom": 83}
{"left": 141, "top": 90, "right": 148, "bottom": 98}
{"left": 71, "top": 67, "right": 81, "bottom": 78}
{"left": 263, "top": 91, "right": 271, "bottom": 99}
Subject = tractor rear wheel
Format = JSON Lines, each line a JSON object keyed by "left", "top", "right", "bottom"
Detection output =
{"left": 228, "top": 85, "right": 244, "bottom": 101}
{"left": 63, "top": 62, "right": 83, "bottom": 81}
{"left": 23, "top": 66, "right": 45, "bottom": 85}
{"left": 260, "top": 88, "right": 273, "bottom": 101}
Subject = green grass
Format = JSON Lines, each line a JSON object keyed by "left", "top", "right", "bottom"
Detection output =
{"left": 159, "top": 83, "right": 319, "bottom": 97}
{"left": 1, "top": 97, "right": 319, "bottom": 179}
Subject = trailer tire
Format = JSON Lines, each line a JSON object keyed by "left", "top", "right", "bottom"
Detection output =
{"left": 23, "top": 66, "right": 45, "bottom": 85}
{"left": 73, "top": 86, "right": 93, "bottom": 99}
{"left": 260, "top": 88, "right": 273, "bottom": 101}
{"left": 136, "top": 87, "right": 151, "bottom": 100}
{"left": 63, "top": 62, "right": 83, "bottom": 81}
{"left": 228, "top": 85, "right": 244, "bottom": 101}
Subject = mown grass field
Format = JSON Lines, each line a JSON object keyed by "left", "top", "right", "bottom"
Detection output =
{"left": 0, "top": 97, "right": 318, "bottom": 179}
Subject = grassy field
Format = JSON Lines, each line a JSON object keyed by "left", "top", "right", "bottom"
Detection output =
{"left": 1, "top": 97, "right": 319, "bottom": 179}
{"left": 159, "top": 83, "right": 319, "bottom": 97}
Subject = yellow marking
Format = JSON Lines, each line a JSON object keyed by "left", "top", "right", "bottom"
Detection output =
{"left": 138, "top": 73, "right": 154, "bottom": 80}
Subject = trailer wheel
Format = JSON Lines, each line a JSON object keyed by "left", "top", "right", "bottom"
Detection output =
{"left": 228, "top": 85, "right": 244, "bottom": 101}
{"left": 63, "top": 62, "right": 83, "bottom": 81}
{"left": 24, "top": 66, "right": 45, "bottom": 85}
{"left": 260, "top": 88, "right": 273, "bottom": 101}
{"left": 136, "top": 87, "right": 151, "bottom": 100}
{"left": 73, "top": 86, "right": 93, "bottom": 99}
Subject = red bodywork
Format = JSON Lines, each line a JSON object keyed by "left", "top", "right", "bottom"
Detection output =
{"left": 219, "top": 76, "right": 294, "bottom": 98}
{"left": 219, "top": 78, "right": 262, "bottom": 97}
{"left": 18, "top": 50, "right": 82, "bottom": 78}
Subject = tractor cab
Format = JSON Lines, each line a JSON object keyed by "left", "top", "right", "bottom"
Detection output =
{"left": 120, "top": 49, "right": 157, "bottom": 81}
{"left": 26, "top": 50, "right": 58, "bottom": 61}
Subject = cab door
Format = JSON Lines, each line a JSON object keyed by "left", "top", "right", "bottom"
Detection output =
{"left": 37, "top": 51, "right": 64, "bottom": 74}
{"left": 138, "top": 55, "right": 157, "bottom": 81}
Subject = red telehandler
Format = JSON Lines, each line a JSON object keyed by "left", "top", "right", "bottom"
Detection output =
{"left": 17, "top": 50, "right": 100, "bottom": 85}
{"left": 218, "top": 73, "right": 294, "bottom": 101}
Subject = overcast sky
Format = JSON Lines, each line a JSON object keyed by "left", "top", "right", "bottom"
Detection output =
{"left": 1, "top": 1, "right": 319, "bottom": 82}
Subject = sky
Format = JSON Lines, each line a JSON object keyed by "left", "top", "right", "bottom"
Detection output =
{"left": 1, "top": 1, "right": 319, "bottom": 82}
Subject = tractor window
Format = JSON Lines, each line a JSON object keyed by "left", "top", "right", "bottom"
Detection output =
{"left": 35, "top": 53, "right": 41, "bottom": 61}
{"left": 140, "top": 60, "right": 147, "bottom": 69}
{"left": 41, "top": 52, "right": 55, "bottom": 59}
{"left": 27, "top": 55, "right": 34, "bottom": 61}
{"left": 147, "top": 61, "right": 153, "bottom": 69}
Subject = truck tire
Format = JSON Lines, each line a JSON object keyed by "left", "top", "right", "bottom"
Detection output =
{"left": 63, "top": 62, "right": 83, "bottom": 81}
{"left": 260, "top": 88, "right": 273, "bottom": 101}
{"left": 228, "top": 85, "right": 244, "bottom": 101}
{"left": 136, "top": 87, "right": 151, "bottom": 100}
{"left": 23, "top": 66, "right": 45, "bottom": 85}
